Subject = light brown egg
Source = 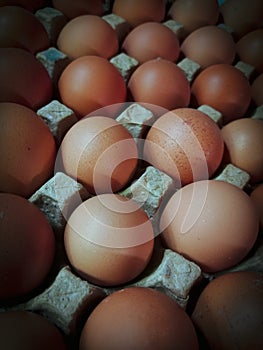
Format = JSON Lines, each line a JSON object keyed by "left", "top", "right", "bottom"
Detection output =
{"left": 59, "top": 116, "right": 138, "bottom": 194}
{"left": 112, "top": 0, "right": 166, "bottom": 27}
{"left": 160, "top": 180, "right": 259, "bottom": 273}
{"left": 64, "top": 194, "right": 154, "bottom": 286}
{"left": 0, "top": 48, "right": 53, "bottom": 110}
{"left": 221, "top": 118, "right": 263, "bottom": 183}
{"left": 191, "top": 64, "right": 251, "bottom": 124}
{"left": 168, "top": 0, "right": 219, "bottom": 37}
{"left": 0, "top": 311, "right": 67, "bottom": 350}
{"left": 0, "top": 193, "right": 55, "bottom": 302}
{"left": 0, "top": 102, "right": 56, "bottom": 198}
{"left": 0, "top": 6, "right": 49, "bottom": 54}
{"left": 58, "top": 55, "right": 126, "bottom": 118}
{"left": 192, "top": 271, "right": 263, "bottom": 350}
{"left": 236, "top": 29, "right": 263, "bottom": 74}
{"left": 144, "top": 108, "right": 224, "bottom": 186}
{"left": 57, "top": 15, "right": 118, "bottom": 59}
{"left": 80, "top": 287, "right": 199, "bottom": 350}
{"left": 181, "top": 25, "right": 236, "bottom": 69}
{"left": 128, "top": 58, "right": 190, "bottom": 110}
{"left": 122, "top": 22, "right": 180, "bottom": 64}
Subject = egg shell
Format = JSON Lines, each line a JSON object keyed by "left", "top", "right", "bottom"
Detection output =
{"left": 191, "top": 63, "right": 251, "bottom": 123}
{"left": 59, "top": 116, "right": 138, "bottom": 194}
{"left": 0, "top": 311, "right": 67, "bottom": 350}
{"left": 144, "top": 108, "right": 224, "bottom": 186}
{"left": 128, "top": 58, "right": 190, "bottom": 110}
{"left": 236, "top": 29, "right": 263, "bottom": 74}
{"left": 112, "top": 0, "right": 166, "bottom": 27}
{"left": 0, "top": 6, "right": 50, "bottom": 54}
{"left": 0, "top": 102, "right": 56, "bottom": 198}
{"left": 251, "top": 73, "right": 263, "bottom": 106}
{"left": 0, "top": 193, "right": 55, "bottom": 302}
{"left": 250, "top": 183, "right": 263, "bottom": 227}
{"left": 122, "top": 22, "right": 180, "bottom": 64}
{"left": 192, "top": 271, "right": 263, "bottom": 350}
{"left": 0, "top": 0, "right": 46, "bottom": 12}
{"left": 79, "top": 287, "right": 199, "bottom": 350}
{"left": 58, "top": 55, "right": 127, "bottom": 117}
{"left": 181, "top": 25, "right": 236, "bottom": 69}
{"left": 57, "top": 15, "right": 119, "bottom": 59}
{"left": 221, "top": 118, "right": 263, "bottom": 183}
{"left": 64, "top": 194, "right": 154, "bottom": 286}
{"left": 160, "top": 180, "right": 259, "bottom": 273}
{"left": 52, "top": 0, "right": 103, "bottom": 19}
{"left": 168, "top": 0, "right": 219, "bottom": 37}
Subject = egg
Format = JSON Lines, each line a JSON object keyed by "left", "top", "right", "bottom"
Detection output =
{"left": 168, "top": 0, "right": 220, "bottom": 38}
{"left": 251, "top": 73, "right": 263, "bottom": 106}
{"left": 0, "top": 311, "right": 66, "bottom": 350}
{"left": 0, "top": 102, "right": 56, "bottom": 198}
{"left": 0, "top": 48, "right": 53, "bottom": 110}
{"left": 52, "top": 0, "right": 103, "bottom": 19}
{"left": 58, "top": 55, "right": 127, "bottom": 117}
{"left": 58, "top": 115, "right": 138, "bottom": 194}
{"left": 160, "top": 179, "right": 259, "bottom": 273}
{"left": 0, "top": 6, "right": 49, "bottom": 54}
{"left": 122, "top": 22, "right": 180, "bottom": 64}
{"left": 0, "top": 0, "right": 46, "bottom": 12}
{"left": 64, "top": 194, "right": 154, "bottom": 286}
{"left": 57, "top": 15, "right": 118, "bottom": 59}
{"left": 192, "top": 271, "right": 263, "bottom": 350}
{"left": 112, "top": 0, "right": 166, "bottom": 27}
{"left": 236, "top": 29, "right": 263, "bottom": 74}
{"left": 181, "top": 25, "right": 236, "bottom": 69}
{"left": 128, "top": 58, "right": 190, "bottom": 110}
{"left": 79, "top": 287, "right": 199, "bottom": 350}
{"left": 250, "top": 183, "right": 263, "bottom": 227}
{"left": 143, "top": 108, "right": 224, "bottom": 186}
{"left": 221, "top": 118, "right": 263, "bottom": 183}
{"left": 220, "top": 0, "right": 263, "bottom": 39}
{"left": 191, "top": 63, "right": 251, "bottom": 124}
{"left": 0, "top": 193, "right": 55, "bottom": 302}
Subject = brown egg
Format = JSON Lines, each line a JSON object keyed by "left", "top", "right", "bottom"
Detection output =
{"left": 112, "top": 0, "right": 166, "bottom": 27}
{"left": 128, "top": 58, "right": 190, "bottom": 110}
{"left": 191, "top": 63, "right": 251, "bottom": 124}
{"left": 0, "top": 48, "right": 53, "bottom": 110}
{"left": 251, "top": 73, "right": 263, "bottom": 106}
{"left": 0, "top": 311, "right": 66, "bottom": 350}
{"left": 144, "top": 108, "right": 224, "bottom": 186}
{"left": 236, "top": 29, "right": 263, "bottom": 73}
{"left": 250, "top": 183, "right": 263, "bottom": 227}
{"left": 181, "top": 26, "right": 236, "bottom": 69}
{"left": 58, "top": 55, "right": 127, "bottom": 118}
{"left": 57, "top": 15, "right": 118, "bottom": 59}
{"left": 220, "top": 0, "right": 263, "bottom": 39}
{"left": 59, "top": 116, "right": 138, "bottom": 194}
{"left": 0, "top": 193, "right": 55, "bottom": 302}
{"left": 79, "top": 287, "right": 199, "bottom": 350}
{"left": 122, "top": 22, "right": 180, "bottom": 64}
{"left": 0, "top": 0, "right": 46, "bottom": 12}
{"left": 52, "top": 0, "right": 103, "bottom": 19}
{"left": 160, "top": 180, "right": 259, "bottom": 273}
{"left": 221, "top": 118, "right": 263, "bottom": 183}
{"left": 192, "top": 271, "right": 263, "bottom": 350}
{"left": 168, "top": 0, "right": 219, "bottom": 37}
{"left": 0, "top": 6, "right": 49, "bottom": 54}
{"left": 64, "top": 194, "right": 154, "bottom": 286}
{"left": 0, "top": 102, "right": 56, "bottom": 198}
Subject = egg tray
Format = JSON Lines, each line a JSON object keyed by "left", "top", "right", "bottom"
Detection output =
{"left": 1, "top": 2, "right": 263, "bottom": 350}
